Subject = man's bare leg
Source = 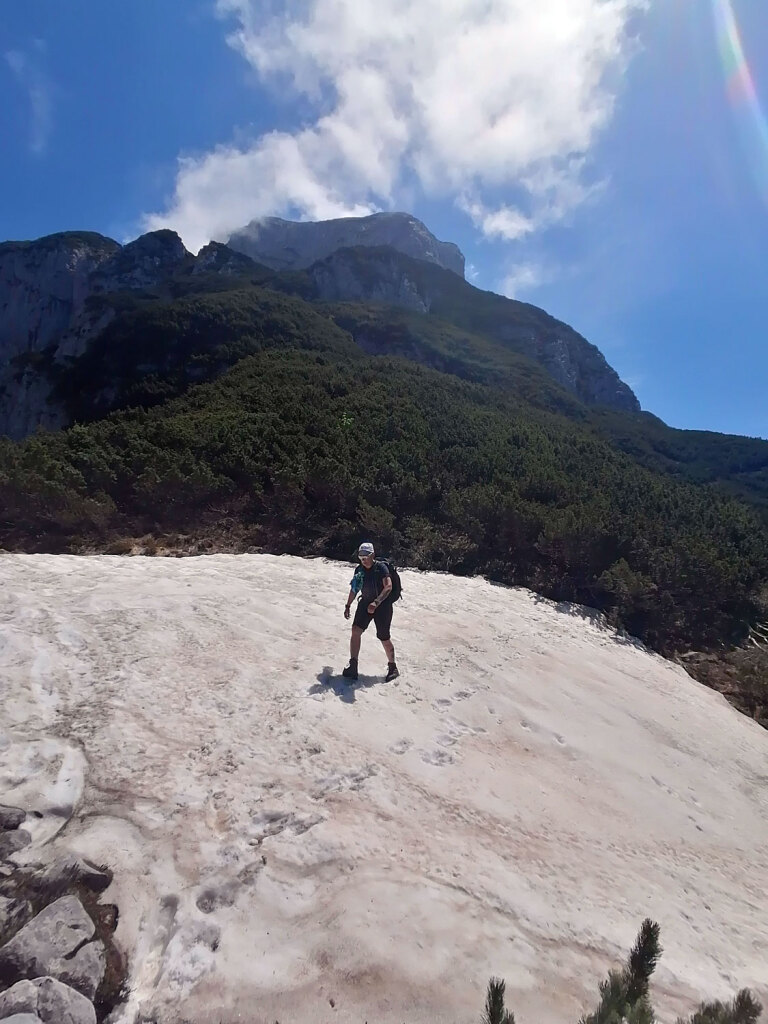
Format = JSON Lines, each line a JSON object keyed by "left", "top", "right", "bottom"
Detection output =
{"left": 350, "top": 626, "right": 363, "bottom": 660}
{"left": 381, "top": 638, "right": 398, "bottom": 680}
{"left": 343, "top": 626, "right": 363, "bottom": 680}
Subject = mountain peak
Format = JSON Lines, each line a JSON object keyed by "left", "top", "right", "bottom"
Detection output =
{"left": 225, "top": 211, "right": 465, "bottom": 277}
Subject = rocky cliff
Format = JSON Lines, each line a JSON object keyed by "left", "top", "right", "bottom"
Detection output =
{"left": 307, "top": 247, "right": 641, "bottom": 413}
{"left": 0, "top": 230, "right": 192, "bottom": 439}
{"left": 226, "top": 211, "right": 466, "bottom": 278}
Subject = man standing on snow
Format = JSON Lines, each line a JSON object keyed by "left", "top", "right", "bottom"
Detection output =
{"left": 343, "top": 541, "right": 399, "bottom": 682}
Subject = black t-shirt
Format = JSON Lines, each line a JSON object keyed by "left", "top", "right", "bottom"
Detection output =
{"left": 360, "top": 561, "right": 389, "bottom": 604}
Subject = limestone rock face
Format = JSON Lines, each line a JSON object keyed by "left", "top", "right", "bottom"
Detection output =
{"left": 192, "top": 241, "right": 257, "bottom": 277}
{"left": 310, "top": 247, "right": 431, "bottom": 313}
{"left": 497, "top": 310, "right": 641, "bottom": 412}
{"left": 0, "top": 977, "right": 96, "bottom": 1024}
{"left": 226, "top": 211, "right": 466, "bottom": 277}
{"left": 88, "top": 229, "right": 189, "bottom": 293}
{"left": 0, "top": 230, "right": 190, "bottom": 440}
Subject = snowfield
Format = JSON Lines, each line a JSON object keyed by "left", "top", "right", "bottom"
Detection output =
{"left": 1, "top": 553, "right": 767, "bottom": 1024}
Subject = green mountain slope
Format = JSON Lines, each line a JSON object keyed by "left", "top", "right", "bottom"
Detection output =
{"left": 588, "top": 407, "right": 768, "bottom": 519}
{"left": 311, "top": 295, "right": 768, "bottom": 518}
{"left": 51, "top": 285, "right": 361, "bottom": 422}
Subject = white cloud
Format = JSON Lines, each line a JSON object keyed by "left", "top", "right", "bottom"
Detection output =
{"left": 145, "top": 0, "right": 646, "bottom": 252}
{"left": 500, "top": 263, "right": 545, "bottom": 299}
{"left": 5, "top": 43, "right": 53, "bottom": 156}
{"left": 459, "top": 196, "right": 535, "bottom": 242}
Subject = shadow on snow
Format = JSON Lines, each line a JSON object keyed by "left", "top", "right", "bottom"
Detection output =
{"left": 309, "top": 665, "right": 388, "bottom": 703}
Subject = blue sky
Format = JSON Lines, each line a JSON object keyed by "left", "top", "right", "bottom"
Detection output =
{"left": 2, "top": 1, "right": 767, "bottom": 439}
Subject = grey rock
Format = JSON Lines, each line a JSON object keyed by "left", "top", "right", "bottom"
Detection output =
{"left": 0, "top": 831, "right": 31, "bottom": 860}
{"left": 192, "top": 241, "right": 257, "bottom": 277}
{"left": 0, "top": 895, "right": 105, "bottom": 998}
{"left": 310, "top": 248, "right": 431, "bottom": 313}
{"left": 40, "top": 857, "right": 113, "bottom": 895}
{"left": 55, "top": 940, "right": 105, "bottom": 1001}
{"left": 226, "top": 211, "right": 466, "bottom": 277}
{"left": 89, "top": 229, "right": 189, "bottom": 293}
{"left": 0, "top": 232, "right": 119, "bottom": 439}
{"left": 0, "top": 977, "right": 96, "bottom": 1024}
{"left": 0, "top": 897, "right": 33, "bottom": 942}
{"left": 0, "top": 1014, "right": 45, "bottom": 1024}
{"left": 0, "top": 807, "right": 26, "bottom": 831}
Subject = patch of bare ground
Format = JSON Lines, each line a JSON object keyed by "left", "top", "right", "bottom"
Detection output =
{"left": 682, "top": 645, "right": 768, "bottom": 729}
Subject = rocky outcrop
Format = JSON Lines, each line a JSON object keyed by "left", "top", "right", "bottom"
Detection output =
{"left": 192, "top": 241, "right": 257, "bottom": 277}
{"left": 88, "top": 229, "right": 190, "bottom": 293}
{"left": 0, "top": 230, "right": 191, "bottom": 440}
{"left": 310, "top": 247, "right": 431, "bottom": 313}
{"left": 226, "top": 211, "right": 466, "bottom": 277}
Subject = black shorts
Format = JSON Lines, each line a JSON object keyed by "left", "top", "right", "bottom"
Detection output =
{"left": 352, "top": 597, "right": 393, "bottom": 640}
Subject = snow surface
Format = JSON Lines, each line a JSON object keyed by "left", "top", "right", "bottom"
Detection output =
{"left": 1, "top": 553, "right": 767, "bottom": 1024}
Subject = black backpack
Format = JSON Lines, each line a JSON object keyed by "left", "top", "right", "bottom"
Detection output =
{"left": 379, "top": 558, "right": 402, "bottom": 602}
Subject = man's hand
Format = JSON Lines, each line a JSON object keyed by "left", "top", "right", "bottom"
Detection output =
{"left": 344, "top": 605, "right": 351, "bottom": 620}
{"left": 367, "top": 602, "right": 376, "bottom": 615}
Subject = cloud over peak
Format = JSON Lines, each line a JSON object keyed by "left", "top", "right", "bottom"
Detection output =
{"left": 5, "top": 41, "right": 53, "bottom": 157}
{"left": 145, "top": 0, "right": 646, "bottom": 252}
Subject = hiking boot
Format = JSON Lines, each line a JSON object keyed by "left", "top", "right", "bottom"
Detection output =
{"left": 385, "top": 662, "right": 399, "bottom": 682}
{"left": 342, "top": 659, "right": 358, "bottom": 681}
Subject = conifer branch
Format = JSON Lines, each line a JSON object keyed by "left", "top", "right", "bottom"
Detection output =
{"left": 484, "top": 977, "right": 515, "bottom": 1024}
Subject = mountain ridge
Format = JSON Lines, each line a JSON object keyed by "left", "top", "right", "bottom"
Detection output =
{"left": 0, "top": 220, "right": 638, "bottom": 439}
{"left": 225, "top": 210, "right": 466, "bottom": 277}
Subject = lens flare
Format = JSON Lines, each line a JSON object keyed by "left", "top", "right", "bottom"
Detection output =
{"left": 712, "top": 0, "right": 768, "bottom": 206}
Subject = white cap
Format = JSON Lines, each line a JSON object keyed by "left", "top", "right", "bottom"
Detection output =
{"left": 358, "top": 542, "right": 375, "bottom": 556}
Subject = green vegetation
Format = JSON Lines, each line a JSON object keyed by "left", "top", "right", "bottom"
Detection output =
{"left": 483, "top": 920, "right": 761, "bottom": 1024}
{"left": 589, "top": 408, "right": 768, "bottom": 521}
{"left": 52, "top": 286, "right": 360, "bottom": 422}
{"left": 2, "top": 348, "right": 767, "bottom": 655}
{"left": 272, "top": 249, "right": 768, "bottom": 517}
{"left": 55, "top": 263, "right": 768, "bottom": 519}
{"left": 325, "top": 303, "right": 588, "bottom": 418}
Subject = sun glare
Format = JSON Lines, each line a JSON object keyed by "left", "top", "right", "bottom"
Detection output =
{"left": 712, "top": 0, "right": 768, "bottom": 206}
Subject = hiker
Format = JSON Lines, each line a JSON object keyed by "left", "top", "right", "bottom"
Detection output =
{"left": 343, "top": 541, "right": 399, "bottom": 682}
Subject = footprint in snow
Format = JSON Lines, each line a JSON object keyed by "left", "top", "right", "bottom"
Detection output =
{"left": 389, "top": 738, "right": 413, "bottom": 755}
{"left": 421, "top": 749, "right": 455, "bottom": 766}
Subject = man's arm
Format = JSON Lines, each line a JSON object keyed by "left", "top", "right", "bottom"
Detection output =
{"left": 369, "top": 576, "right": 392, "bottom": 611}
{"left": 344, "top": 588, "right": 357, "bottom": 619}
